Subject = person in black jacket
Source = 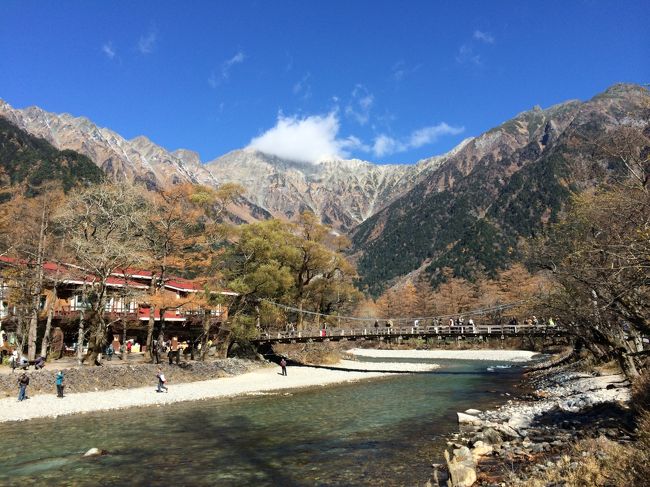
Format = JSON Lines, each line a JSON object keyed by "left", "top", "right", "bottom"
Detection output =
{"left": 17, "top": 372, "right": 29, "bottom": 401}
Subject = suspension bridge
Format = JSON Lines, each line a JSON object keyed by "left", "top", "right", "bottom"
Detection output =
{"left": 252, "top": 299, "right": 566, "bottom": 344}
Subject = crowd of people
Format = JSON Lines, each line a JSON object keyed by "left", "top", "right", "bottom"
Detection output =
{"left": 271, "top": 315, "right": 559, "bottom": 336}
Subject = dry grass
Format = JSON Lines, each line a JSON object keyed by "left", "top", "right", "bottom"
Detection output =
{"left": 508, "top": 373, "right": 650, "bottom": 487}
{"left": 274, "top": 342, "right": 343, "bottom": 365}
{"left": 508, "top": 437, "right": 635, "bottom": 487}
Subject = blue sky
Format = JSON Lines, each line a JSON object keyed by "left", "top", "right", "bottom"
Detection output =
{"left": 1, "top": 1, "right": 648, "bottom": 164}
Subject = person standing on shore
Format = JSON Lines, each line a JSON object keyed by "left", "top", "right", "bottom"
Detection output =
{"left": 10, "top": 349, "right": 18, "bottom": 372}
{"left": 152, "top": 339, "right": 160, "bottom": 364}
{"left": 56, "top": 370, "right": 65, "bottom": 398}
{"left": 156, "top": 366, "right": 168, "bottom": 393}
{"left": 17, "top": 372, "right": 29, "bottom": 401}
{"left": 280, "top": 357, "right": 287, "bottom": 376}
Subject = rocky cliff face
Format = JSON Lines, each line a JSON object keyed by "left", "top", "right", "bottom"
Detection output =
{"left": 203, "top": 143, "right": 468, "bottom": 230}
{"left": 352, "top": 83, "right": 650, "bottom": 295}
{"left": 0, "top": 97, "right": 470, "bottom": 231}
{"left": 0, "top": 100, "right": 218, "bottom": 190}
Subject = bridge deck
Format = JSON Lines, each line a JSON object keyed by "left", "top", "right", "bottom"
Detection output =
{"left": 253, "top": 325, "right": 566, "bottom": 344}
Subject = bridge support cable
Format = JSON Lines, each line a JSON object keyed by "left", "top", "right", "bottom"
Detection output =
{"left": 259, "top": 298, "right": 530, "bottom": 325}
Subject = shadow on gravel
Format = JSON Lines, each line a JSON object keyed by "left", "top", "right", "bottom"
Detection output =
{"left": 535, "top": 401, "right": 635, "bottom": 436}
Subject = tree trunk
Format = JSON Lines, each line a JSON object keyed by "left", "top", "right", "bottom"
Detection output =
{"left": 200, "top": 313, "right": 211, "bottom": 361}
{"left": 121, "top": 319, "right": 128, "bottom": 360}
{"left": 85, "top": 313, "right": 106, "bottom": 365}
{"left": 157, "top": 311, "right": 167, "bottom": 361}
{"left": 297, "top": 298, "right": 304, "bottom": 330}
{"left": 40, "top": 287, "right": 57, "bottom": 358}
{"left": 27, "top": 204, "right": 48, "bottom": 360}
{"left": 146, "top": 305, "right": 156, "bottom": 362}
{"left": 213, "top": 327, "right": 232, "bottom": 358}
{"left": 77, "top": 310, "right": 85, "bottom": 365}
{"left": 617, "top": 350, "right": 640, "bottom": 380}
{"left": 27, "top": 308, "right": 39, "bottom": 360}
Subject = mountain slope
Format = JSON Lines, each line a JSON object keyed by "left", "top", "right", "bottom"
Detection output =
{"left": 0, "top": 98, "right": 469, "bottom": 231}
{"left": 204, "top": 143, "right": 469, "bottom": 231}
{"left": 352, "top": 83, "right": 650, "bottom": 295}
{"left": 0, "top": 100, "right": 218, "bottom": 190}
{"left": 0, "top": 116, "right": 103, "bottom": 200}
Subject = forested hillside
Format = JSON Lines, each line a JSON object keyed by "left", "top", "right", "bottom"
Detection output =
{"left": 0, "top": 116, "right": 103, "bottom": 200}
{"left": 352, "top": 84, "right": 650, "bottom": 296}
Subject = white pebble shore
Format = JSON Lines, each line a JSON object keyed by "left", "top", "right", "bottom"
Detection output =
{"left": 0, "top": 360, "right": 439, "bottom": 423}
{"left": 347, "top": 348, "right": 539, "bottom": 362}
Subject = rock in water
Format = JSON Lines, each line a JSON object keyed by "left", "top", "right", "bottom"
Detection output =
{"left": 457, "top": 412, "right": 483, "bottom": 426}
{"left": 83, "top": 448, "right": 105, "bottom": 457}
{"left": 464, "top": 408, "right": 482, "bottom": 415}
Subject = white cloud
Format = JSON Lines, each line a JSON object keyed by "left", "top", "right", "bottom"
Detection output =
{"left": 292, "top": 73, "right": 312, "bottom": 99}
{"left": 222, "top": 51, "right": 245, "bottom": 78}
{"left": 209, "top": 51, "right": 246, "bottom": 88}
{"left": 345, "top": 84, "right": 374, "bottom": 126}
{"left": 372, "top": 123, "right": 464, "bottom": 157}
{"left": 456, "top": 44, "right": 482, "bottom": 66}
{"left": 473, "top": 30, "right": 495, "bottom": 44}
{"left": 391, "top": 61, "right": 422, "bottom": 82}
{"left": 102, "top": 42, "right": 116, "bottom": 59}
{"left": 138, "top": 28, "right": 158, "bottom": 54}
{"left": 248, "top": 112, "right": 361, "bottom": 163}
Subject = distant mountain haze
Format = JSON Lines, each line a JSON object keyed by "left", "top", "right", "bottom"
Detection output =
{"left": 1, "top": 83, "right": 648, "bottom": 293}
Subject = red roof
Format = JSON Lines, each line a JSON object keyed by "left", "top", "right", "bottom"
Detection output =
{"left": 0, "top": 256, "right": 235, "bottom": 295}
{"left": 165, "top": 278, "right": 201, "bottom": 292}
{"left": 112, "top": 268, "right": 154, "bottom": 279}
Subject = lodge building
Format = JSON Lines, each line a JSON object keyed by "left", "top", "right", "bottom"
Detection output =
{"left": 0, "top": 256, "right": 236, "bottom": 352}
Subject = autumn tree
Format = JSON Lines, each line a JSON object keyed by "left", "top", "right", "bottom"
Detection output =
{"left": 56, "top": 183, "right": 149, "bottom": 365}
{"left": 531, "top": 126, "right": 650, "bottom": 378}
{"left": 432, "top": 269, "right": 476, "bottom": 317}
{"left": 225, "top": 213, "right": 359, "bottom": 338}
{"left": 139, "top": 182, "right": 243, "bottom": 361}
{"left": 0, "top": 186, "right": 66, "bottom": 359}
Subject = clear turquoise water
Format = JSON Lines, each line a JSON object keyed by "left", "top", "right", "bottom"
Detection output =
{"left": 0, "top": 359, "right": 524, "bottom": 486}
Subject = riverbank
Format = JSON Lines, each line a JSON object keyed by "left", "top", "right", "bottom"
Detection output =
{"left": 0, "top": 359, "right": 441, "bottom": 423}
{"left": 437, "top": 352, "right": 640, "bottom": 487}
{"left": 348, "top": 348, "right": 539, "bottom": 362}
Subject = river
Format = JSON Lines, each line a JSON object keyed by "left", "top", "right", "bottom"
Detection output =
{"left": 0, "top": 358, "right": 525, "bottom": 486}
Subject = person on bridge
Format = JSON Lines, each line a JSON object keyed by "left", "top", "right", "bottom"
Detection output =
{"left": 386, "top": 320, "right": 393, "bottom": 334}
{"left": 280, "top": 357, "right": 287, "bottom": 376}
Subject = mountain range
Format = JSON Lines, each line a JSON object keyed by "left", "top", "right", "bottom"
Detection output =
{"left": 1, "top": 83, "right": 648, "bottom": 294}
{"left": 0, "top": 98, "right": 465, "bottom": 231}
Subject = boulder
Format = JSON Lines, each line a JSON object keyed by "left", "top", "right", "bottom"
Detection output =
{"left": 479, "top": 427, "right": 503, "bottom": 446}
{"left": 457, "top": 412, "right": 483, "bottom": 426}
{"left": 83, "top": 448, "right": 107, "bottom": 457}
{"left": 492, "top": 422, "right": 521, "bottom": 439}
{"left": 464, "top": 408, "right": 482, "bottom": 416}
{"left": 471, "top": 440, "right": 493, "bottom": 460}
{"left": 445, "top": 447, "right": 477, "bottom": 487}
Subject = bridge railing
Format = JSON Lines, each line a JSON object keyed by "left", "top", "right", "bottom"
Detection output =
{"left": 256, "top": 323, "right": 557, "bottom": 341}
